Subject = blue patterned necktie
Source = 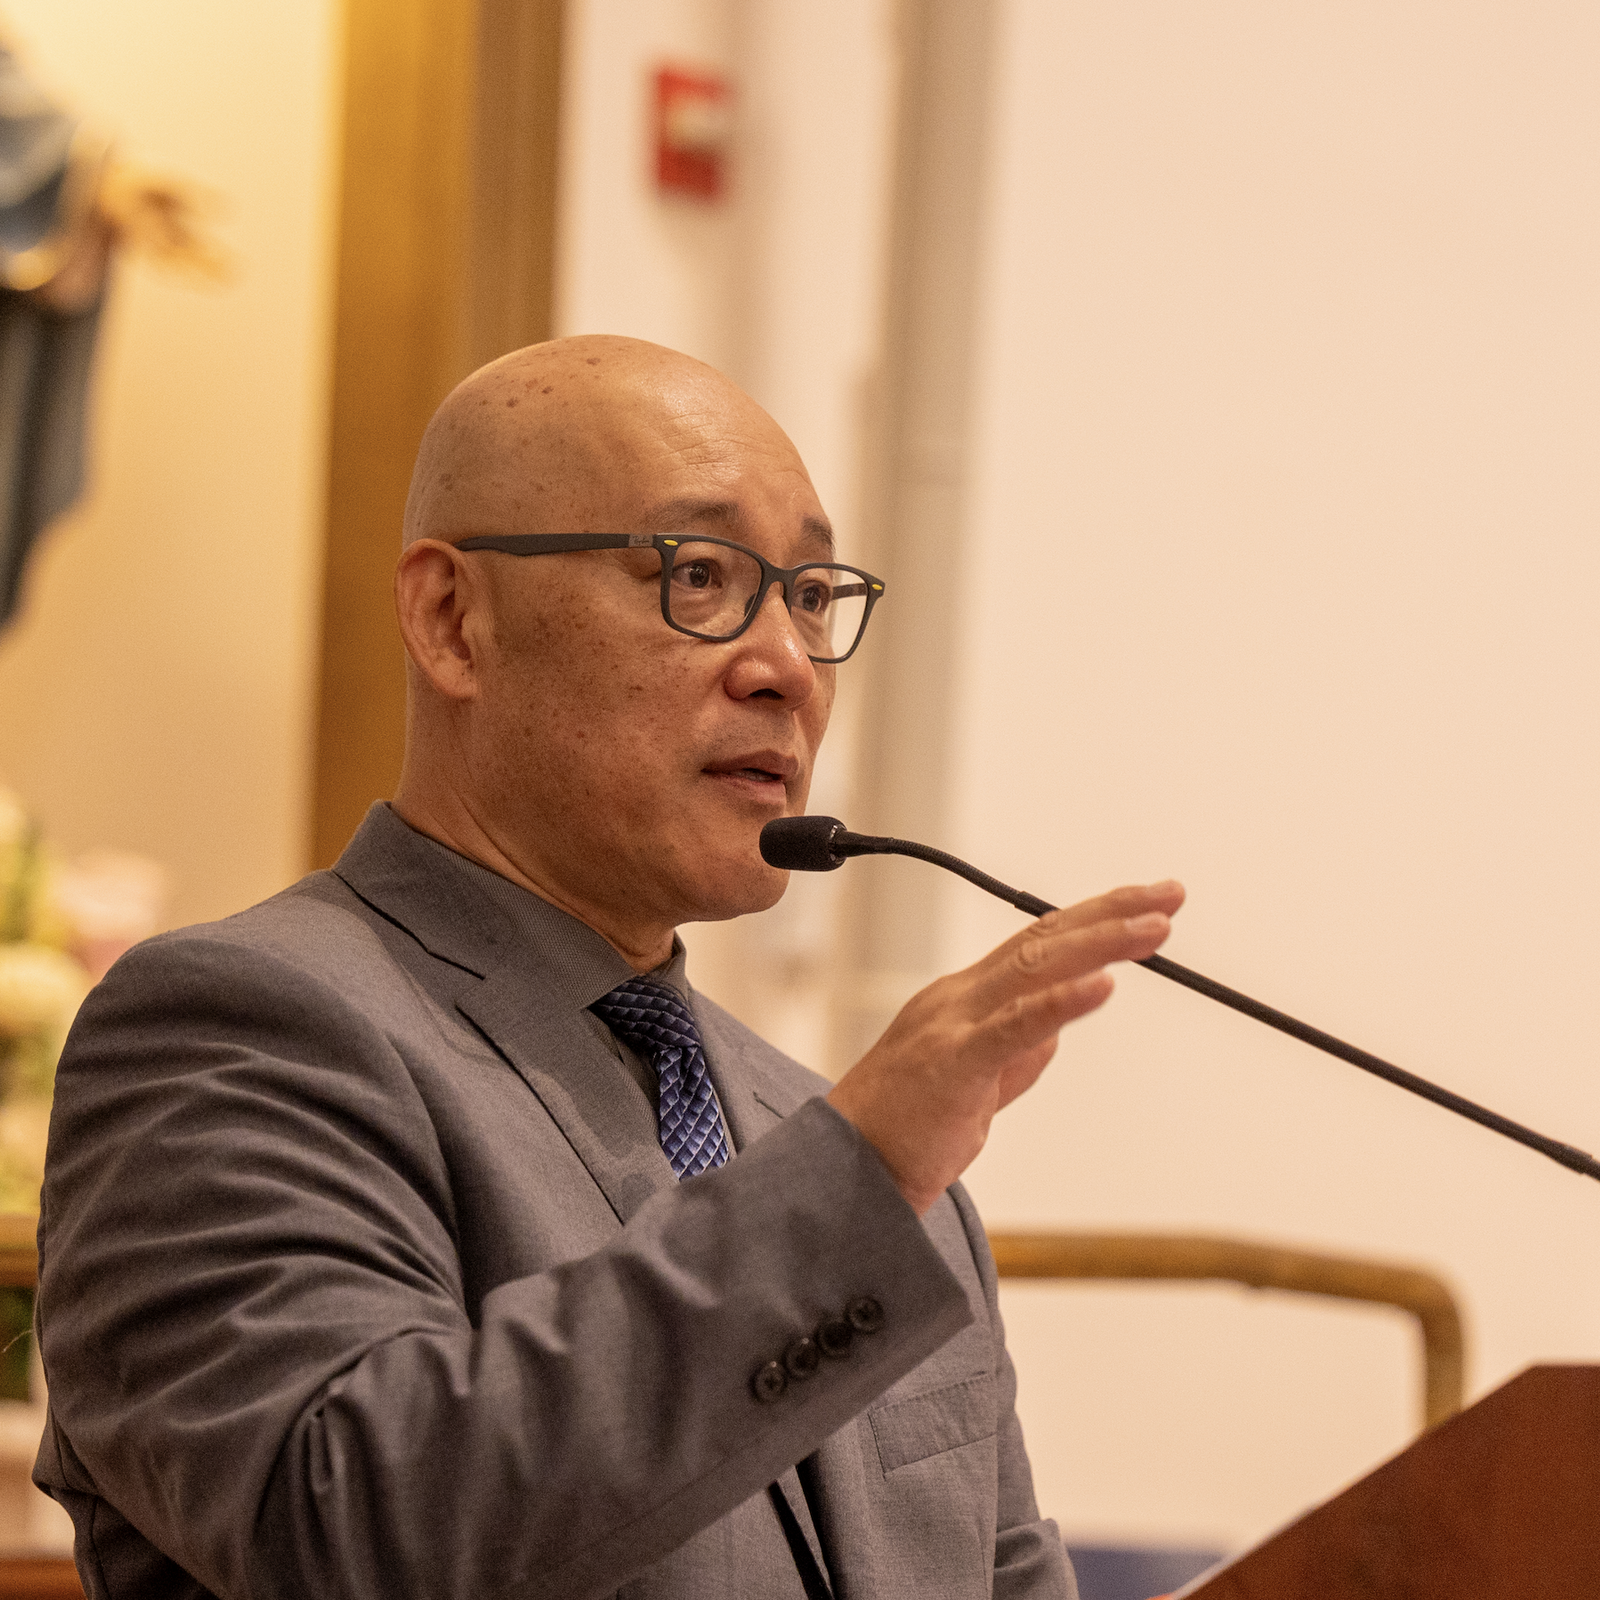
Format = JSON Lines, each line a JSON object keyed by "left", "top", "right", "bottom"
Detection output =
{"left": 591, "top": 977, "right": 731, "bottom": 1179}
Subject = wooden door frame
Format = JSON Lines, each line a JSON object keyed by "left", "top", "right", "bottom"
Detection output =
{"left": 310, "top": 0, "right": 563, "bottom": 868}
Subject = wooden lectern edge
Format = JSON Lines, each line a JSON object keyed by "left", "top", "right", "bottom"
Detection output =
{"left": 1170, "top": 1364, "right": 1600, "bottom": 1598}
{"left": 986, "top": 1231, "right": 1466, "bottom": 1430}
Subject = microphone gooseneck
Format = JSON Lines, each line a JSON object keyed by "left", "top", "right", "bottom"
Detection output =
{"left": 759, "top": 816, "right": 1600, "bottom": 1185}
{"left": 760, "top": 815, "right": 1054, "bottom": 909}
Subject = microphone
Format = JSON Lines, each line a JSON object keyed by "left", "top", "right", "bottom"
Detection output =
{"left": 760, "top": 816, "right": 1600, "bottom": 1185}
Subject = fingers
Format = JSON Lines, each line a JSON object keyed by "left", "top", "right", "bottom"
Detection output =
{"left": 969, "top": 965, "right": 1117, "bottom": 1073}
{"left": 969, "top": 882, "right": 1182, "bottom": 1015}
{"left": 1031, "top": 879, "right": 1186, "bottom": 934}
{"left": 825, "top": 877, "right": 1187, "bottom": 1217}
{"left": 994, "top": 1030, "right": 1066, "bottom": 1113}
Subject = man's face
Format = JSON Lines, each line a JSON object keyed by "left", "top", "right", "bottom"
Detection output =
{"left": 464, "top": 382, "right": 836, "bottom": 936}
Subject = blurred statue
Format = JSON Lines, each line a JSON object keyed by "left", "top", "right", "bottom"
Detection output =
{"left": 0, "top": 34, "right": 226, "bottom": 633}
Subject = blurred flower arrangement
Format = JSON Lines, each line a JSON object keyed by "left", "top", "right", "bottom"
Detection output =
{"left": 0, "top": 786, "right": 165, "bottom": 1212}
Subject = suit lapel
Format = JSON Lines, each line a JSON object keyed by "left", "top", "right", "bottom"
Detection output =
{"left": 331, "top": 803, "right": 508, "bottom": 978}
{"left": 333, "top": 804, "right": 677, "bottom": 1226}
{"left": 455, "top": 965, "right": 676, "bottom": 1226}
{"left": 693, "top": 993, "right": 817, "bottom": 1154}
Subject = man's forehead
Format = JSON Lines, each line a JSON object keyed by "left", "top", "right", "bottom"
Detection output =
{"left": 407, "top": 336, "right": 827, "bottom": 546}
{"left": 638, "top": 494, "right": 835, "bottom": 553}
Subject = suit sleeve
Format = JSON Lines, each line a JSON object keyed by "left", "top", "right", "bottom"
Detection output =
{"left": 35, "top": 933, "right": 973, "bottom": 1600}
{"left": 946, "top": 1185, "right": 1077, "bottom": 1600}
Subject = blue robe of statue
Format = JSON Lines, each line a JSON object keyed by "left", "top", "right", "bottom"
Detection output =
{"left": 0, "top": 43, "right": 107, "bottom": 634}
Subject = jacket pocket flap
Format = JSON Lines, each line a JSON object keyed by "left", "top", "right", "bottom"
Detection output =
{"left": 868, "top": 1373, "right": 996, "bottom": 1475}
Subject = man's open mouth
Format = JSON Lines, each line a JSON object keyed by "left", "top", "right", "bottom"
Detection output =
{"left": 703, "top": 755, "right": 798, "bottom": 795}
{"left": 705, "top": 751, "right": 799, "bottom": 781}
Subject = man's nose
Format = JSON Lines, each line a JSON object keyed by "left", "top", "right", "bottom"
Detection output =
{"left": 727, "top": 581, "right": 817, "bottom": 699}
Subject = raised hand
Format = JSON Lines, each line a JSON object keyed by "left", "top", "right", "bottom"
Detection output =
{"left": 827, "top": 881, "right": 1185, "bottom": 1214}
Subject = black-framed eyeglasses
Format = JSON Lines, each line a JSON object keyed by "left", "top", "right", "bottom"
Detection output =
{"left": 454, "top": 532, "right": 887, "bottom": 664}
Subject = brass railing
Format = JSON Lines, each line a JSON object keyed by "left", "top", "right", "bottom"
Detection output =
{"left": 989, "top": 1231, "right": 1465, "bottom": 1430}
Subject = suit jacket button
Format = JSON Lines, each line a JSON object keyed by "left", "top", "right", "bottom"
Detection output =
{"left": 846, "top": 1296, "right": 885, "bottom": 1334}
{"left": 784, "top": 1336, "right": 820, "bottom": 1379}
{"left": 816, "top": 1317, "right": 854, "bottom": 1358}
{"left": 752, "top": 1361, "right": 788, "bottom": 1402}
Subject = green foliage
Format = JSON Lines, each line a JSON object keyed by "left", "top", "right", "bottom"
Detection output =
{"left": 6, "top": 1031, "right": 56, "bottom": 1100}
{"left": 0, "top": 1287, "right": 33, "bottom": 1402}
{"left": 0, "top": 821, "right": 39, "bottom": 945}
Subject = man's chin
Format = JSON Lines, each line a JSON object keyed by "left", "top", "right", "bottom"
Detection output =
{"left": 676, "top": 859, "right": 789, "bottom": 925}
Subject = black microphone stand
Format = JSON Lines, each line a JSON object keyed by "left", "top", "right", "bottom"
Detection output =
{"left": 760, "top": 816, "right": 1600, "bottom": 1185}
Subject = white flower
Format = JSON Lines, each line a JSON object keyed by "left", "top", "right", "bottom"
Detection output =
{"left": 55, "top": 851, "right": 167, "bottom": 944}
{"left": 0, "top": 944, "right": 88, "bottom": 1037}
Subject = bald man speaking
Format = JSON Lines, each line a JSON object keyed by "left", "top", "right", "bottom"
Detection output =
{"left": 34, "top": 338, "right": 1182, "bottom": 1600}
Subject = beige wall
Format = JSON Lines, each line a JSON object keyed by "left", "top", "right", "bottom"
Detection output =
{"left": 0, "top": 0, "right": 341, "bottom": 929}
{"left": 951, "top": 0, "right": 1600, "bottom": 1551}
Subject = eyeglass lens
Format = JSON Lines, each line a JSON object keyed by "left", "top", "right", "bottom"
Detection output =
{"left": 664, "top": 541, "right": 868, "bottom": 658}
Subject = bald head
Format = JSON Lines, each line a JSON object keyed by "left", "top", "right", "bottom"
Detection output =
{"left": 390, "top": 335, "right": 841, "bottom": 968}
{"left": 403, "top": 334, "right": 808, "bottom": 550}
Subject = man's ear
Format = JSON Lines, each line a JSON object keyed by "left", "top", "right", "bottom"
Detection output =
{"left": 394, "top": 541, "right": 483, "bottom": 701}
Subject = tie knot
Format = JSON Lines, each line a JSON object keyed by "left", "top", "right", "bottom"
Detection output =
{"left": 590, "top": 976, "right": 702, "bottom": 1063}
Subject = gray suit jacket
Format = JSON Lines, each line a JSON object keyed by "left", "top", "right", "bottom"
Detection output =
{"left": 34, "top": 805, "right": 1072, "bottom": 1599}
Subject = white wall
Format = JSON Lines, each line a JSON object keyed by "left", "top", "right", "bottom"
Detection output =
{"left": 947, "top": 0, "right": 1600, "bottom": 1551}
{"left": 0, "top": 0, "right": 340, "bottom": 929}
{"left": 557, "top": 0, "right": 741, "bottom": 374}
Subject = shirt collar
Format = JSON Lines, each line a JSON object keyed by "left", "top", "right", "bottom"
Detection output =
{"left": 400, "top": 822, "right": 690, "bottom": 1009}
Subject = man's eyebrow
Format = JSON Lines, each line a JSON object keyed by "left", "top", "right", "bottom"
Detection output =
{"left": 800, "top": 516, "right": 836, "bottom": 554}
{"left": 641, "top": 497, "right": 739, "bottom": 529}
{"left": 642, "top": 498, "right": 836, "bottom": 554}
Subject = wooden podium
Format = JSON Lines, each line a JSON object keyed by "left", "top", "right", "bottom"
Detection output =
{"left": 1177, "top": 1365, "right": 1600, "bottom": 1598}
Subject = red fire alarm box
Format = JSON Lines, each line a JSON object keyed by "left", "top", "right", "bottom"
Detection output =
{"left": 654, "top": 65, "right": 732, "bottom": 201}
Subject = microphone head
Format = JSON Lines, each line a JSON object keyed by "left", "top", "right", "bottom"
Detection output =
{"left": 760, "top": 816, "right": 849, "bottom": 872}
